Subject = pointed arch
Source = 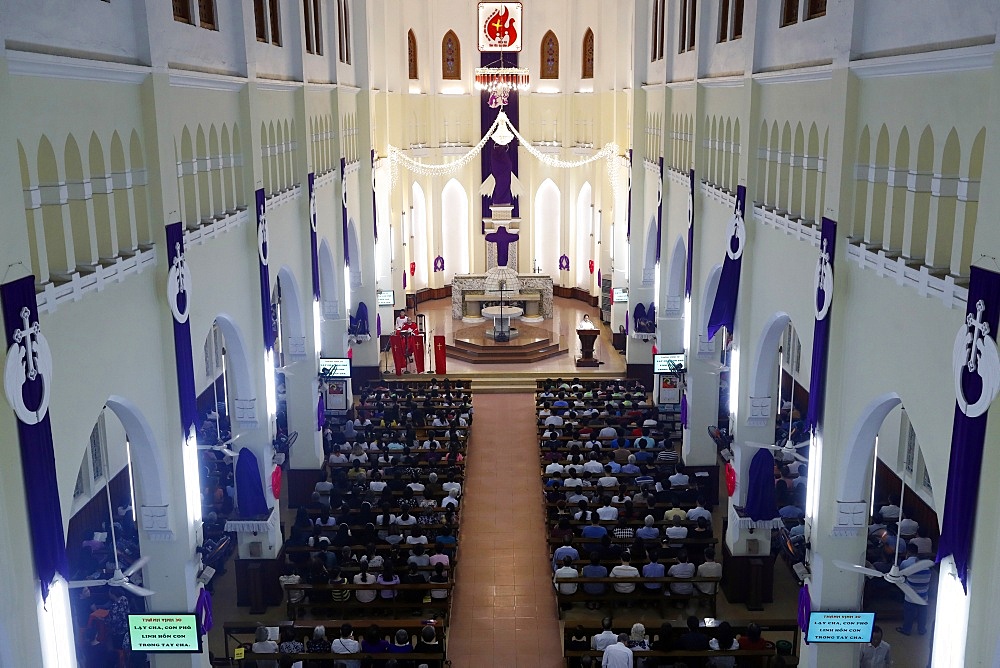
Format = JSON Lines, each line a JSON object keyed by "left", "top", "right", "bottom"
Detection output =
{"left": 210, "top": 314, "right": 256, "bottom": 426}
{"left": 65, "top": 134, "right": 96, "bottom": 268}
{"left": 442, "top": 29, "right": 461, "bottom": 80}
{"left": 104, "top": 397, "right": 167, "bottom": 507}
{"left": 196, "top": 125, "right": 212, "bottom": 220}
{"left": 534, "top": 178, "right": 561, "bottom": 278}
{"left": 582, "top": 28, "right": 595, "bottom": 79}
{"left": 88, "top": 132, "right": 116, "bottom": 261}
{"left": 885, "top": 127, "right": 909, "bottom": 253}
{"left": 346, "top": 218, "right": 362, "bottom": 290}
{"left": 957, "top": 128, "right": 986, "bottom": 276}
{"left": 643, "top": 215, "right": 659, "bottom": 286}
{"left": 441, "top": 178, "right": 470, "bottom": 282}
{"left": 407, "top": 29, "right": 418, "bottom": 79}
{"left": 700, "top": 263, "right": 723, "bottom": 340}
{"left": 853, "top": 125, "right": 871, "bottom": 242}
{"left": 318, "top": 237, "right": 341, "bottom": 318}
{"left": 275, "top": 266, "right": 308, "bottom": 359}
{"left": 540, "top": 30, "right": 559, "bottom": 79}
{"left": 410, "top": 181, "right": 429, "bottom": 289}
{"left": 664, "top": 235, "right": 686, "bottom": 317}
{"left": 575, "top": 181, "right": 594, "bottom": 289}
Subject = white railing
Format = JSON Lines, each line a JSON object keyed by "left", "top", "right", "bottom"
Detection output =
{"left": 184, "top": 207, "right": 251, "bottom": 246}
{"left": 36, "top": 246, "right": 158, "bottom": 314}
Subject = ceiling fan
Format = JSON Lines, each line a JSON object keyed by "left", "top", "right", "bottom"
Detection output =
{"left": 68, "top": 428, "right": 155, "bottom": 598}
{"left": 832, "top": 470, "right": 934, "bottom": 605}
{"left": 198, "top": 433, "right": 242, "bottom": 459}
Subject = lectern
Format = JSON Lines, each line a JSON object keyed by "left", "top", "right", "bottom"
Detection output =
{"left": 576, "top": 329, "right": 600, "bottom": 367}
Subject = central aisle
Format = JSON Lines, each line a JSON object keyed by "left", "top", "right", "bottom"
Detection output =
{"left": 447, "top": 392, "right": 564, "bottom": 667}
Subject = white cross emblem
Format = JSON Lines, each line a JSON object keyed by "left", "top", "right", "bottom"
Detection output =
{"left": 257, "top": 204, "right": 269, "bottom": 266}
{"left": 167, "top": 242, "right": 192, "bottom": 323}
{"left": 342, "top": 173, "right": 349, "bottom": 211}
{"left": 953, "top": 299, "right": 1000, "bottom": 418}
{"left": 4, "top": 307, "right": 53, "bottom": 425}
{"left": 687, "top": 191, "right": 694, "bottom": 230}
{"left": 814, "top": 238, "right": 833, "bottom": 320}
{"left": 309, "top": 187, "right": 318, "bottom": 232}
{"left": 726, "top": 199, "right": 746, "bottom": 261}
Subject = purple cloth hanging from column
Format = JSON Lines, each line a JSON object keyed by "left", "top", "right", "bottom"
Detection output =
{"left": 744, "top": 448, "right": 780, "bottom": 522}
{"left": 371, "top": 149, "right": 378, "bottom": 242}
{"left": 340, "top": 158, "right": 350, "bottom": 266}
{"left": 937, "top": 265, "right": 1000, "bottom": 590}
{"left": 256, "top": 189, "right": 275, "bottom": 352}
{"left": 685, "top": 170, "right": 695, "bottom": 299}
{"left": 235, "top": 448, "right": 270, "bottom": 519}
{"left": 1, "top": 275, "right": 69, "bottom": 600}
{"left": 655, "top": 157, "right": 663, "bottom": 262}
{"left": 680, "top": 394, "right": 688, "bottom": 428}
{"left": 317, "top": 391, "right": 325, "bottom": 432}
{"left": 166, "top": 223, "right": 199, "bottom": 436}
{"left": 805, "top": 218, "right": 837, "bottom": 435}
{"left": 707, "top": 185, "right": 747, "bottom": 340}
{"left": 626, "top": 148, "right": 633, "bottom": 240}
{"left": 308, "top": 173, "right": 321, "bottom": 301}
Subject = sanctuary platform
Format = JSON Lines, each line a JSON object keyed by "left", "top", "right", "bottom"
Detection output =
{"left": 444, "top": 321, "right": 567, "bottom": 364}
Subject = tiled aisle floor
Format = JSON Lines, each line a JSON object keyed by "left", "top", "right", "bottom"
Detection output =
{"left": 446, "top": 392, "right": 564, "bottom": 668}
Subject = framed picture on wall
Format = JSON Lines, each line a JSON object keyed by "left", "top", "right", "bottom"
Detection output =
{"left": 325, "top": 380, "right": 348, "bottom": 411}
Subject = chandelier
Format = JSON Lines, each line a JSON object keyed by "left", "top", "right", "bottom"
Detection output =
{"left": 475, "top": 66, "right": 530, "bottom": 108}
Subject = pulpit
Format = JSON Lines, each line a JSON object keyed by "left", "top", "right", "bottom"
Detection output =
{"left": 576, "top": 329, "right": 600, "bottom": 367}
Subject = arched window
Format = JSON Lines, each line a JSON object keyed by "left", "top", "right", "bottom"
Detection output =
{"left": 540, "top": 30, "right": 559, "bottom": 79}
{"left": 442, "top": 30, "right": 461, "bottom": 80}
{"left": 582, "top": 28, "right": 594, "bottom": 79}
{"left": 407, "top": 29, "right": 418, "bottom": 79}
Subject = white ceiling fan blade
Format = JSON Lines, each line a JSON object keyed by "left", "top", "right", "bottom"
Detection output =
{"left": 68, "top": 579, "right": 110, "bottom": 589}
{"left": 895, "top": 581, "right": 929, "bottom": 605}
{"left": 744, "top": 441, "right": 779, "bottom": 452}
{"left": 794, "top": 452, "right": 809, "bottom": 463}
{"left": 120, "top": 581, "right": 156, "bottom": 598}
{"left": 832, "top": 560, "right": 885, "bottom": 578}
{"left": 122, "top": 556, "right": 150, "bottom": 579}
{"left": 897, "top": 559, "right": 935, "bottom": 577}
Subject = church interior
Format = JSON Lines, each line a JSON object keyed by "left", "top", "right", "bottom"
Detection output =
{"left": 2, "top": 1, "right": 1000, "bottom": 666}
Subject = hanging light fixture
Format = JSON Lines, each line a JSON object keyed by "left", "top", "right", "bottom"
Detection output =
{"left": 475, "top": 65, "right": 530, "bottom": 109}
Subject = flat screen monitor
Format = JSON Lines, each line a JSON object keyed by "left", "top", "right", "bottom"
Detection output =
{"left": 805, "top": 611, "right": 876, "bottom": 643}
{"left": 612, "top": 287, "right": 629, "bottom": 303}
{"left": 128, "top": 613, "right": 203, "bottom": 653}
{"left": 377, "top": 289, "right": 395, "bottom": 306}
{"left": 319, "top": 358, "right": 351, "bottom": 378}
{"left": 653, "top": 353, "right": 685, "bottom": 374}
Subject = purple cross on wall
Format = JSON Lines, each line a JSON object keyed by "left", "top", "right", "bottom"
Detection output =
{"left": 485, "top": 225, "right": 519, "bottom": 267}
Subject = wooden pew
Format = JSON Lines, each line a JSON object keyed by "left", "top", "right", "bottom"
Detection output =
{"left": 282, "top": 582, "right": 454, "bottom": 621}
{"left": 552, "top": 575, "right": 721, "bottom": 618}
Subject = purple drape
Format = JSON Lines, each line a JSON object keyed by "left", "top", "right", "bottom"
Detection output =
{"left": 371, "top": 149, "right": 378, "bottom": 243}
{"left": 655, "top": 156, "right": 663, "bottom": 262}
{"left": 1, "top": 275, "right": 69, "bottom": 600}
{"left": 317, "top": 391, "right": 325, "bottom": 432}
{"left": 308, "top": 173, "right": 321, "bottom": 301}
{"left": 166, "top": 223, "right": 199, "bottom": 436}
{"left": 256, "top": 189, "right": 275, "bottom": 352}
{"left": 805, "top": 218, "right": 837, "bottom": 434}
{"left": 937, "top": 265, "right": 1000, "bottom": 590}
{"left": 627, "top": 148, "right": 633, "bottom": 240}
{"left": 744, "top": 448, "right": 779, "bottom": 522}
{"left": 234, "top": 448, "right": 270, "bottom": 519}
{"left": 480, "top": 51, "right": 520, "bottom": 220}
{"left": 707, "top": 185, "right": 746, "bottom": 339}
{"left": 680, "top": 394, "right": 688, "bottom": 429}
{"left": 340, "top": 158, "right": 350, "bottom": 267}
{"left": 685, "top": 170, "right": 695, "bottom": 299}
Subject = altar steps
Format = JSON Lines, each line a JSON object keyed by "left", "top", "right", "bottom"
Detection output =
{"left": 444, "top": 335, "right": 567, "bottom": 365}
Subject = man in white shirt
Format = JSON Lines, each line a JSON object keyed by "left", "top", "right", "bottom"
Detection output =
{"left": 596, "top": 499, "right": 619, "bottom": 521}
{"left": 553, "top": 556, "right": 579, "bottom": 595}
{"left": 859, "top": 625, "right": 892, "bottom": 668}
{"left": 544, "top": 461, "right": 565, "bottom": 475}
{"left": 331, "top": 623, "right": 361, "bottom": 668}
{"left": 664, "top": 518, "right": 689, "bottom": 547}
{"left": 591, "top": 618, "right": 618, "bottom": 651}
{"left": 610, "top": 553, "right": 640, "bottom": 593}
{"left": 441, "top": 476, "right": 462, "bottom": 498}
{"left": 583, "top": 453, "right": 605, "bottom": 475}
{"left": 544, "top": 413, "right": 565, "bottom": 428}
{"left": 598, "top": 425, "right": 619, "bottom": 439}
{"left": 668, "top": 464, "right": 690, "bottom": 488}
{"left": 601, "top": 634, "right": 634, "bottom": 668}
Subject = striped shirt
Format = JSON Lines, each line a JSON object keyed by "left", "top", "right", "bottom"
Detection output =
{"left": 900, "top": 556, "right": 931, "bottom": 600}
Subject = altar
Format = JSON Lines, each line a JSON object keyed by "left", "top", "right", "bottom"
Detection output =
{"left": 452, "top": 273, "right": 554, "bottom": 322}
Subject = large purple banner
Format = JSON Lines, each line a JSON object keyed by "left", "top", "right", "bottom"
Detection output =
{"left": 371, "top": 149, "right": 379, "bottom": 243}
{"left": 165, "top": 222, "right": 198, "bottom": 436}
{"left": 1, "top": 275, "right": 68, "bottom": 599}
{"left": 805, "top": 218, "right": 837, "bottom": 435}
{"left": 308, "top": 173, "right": 321, "bottom": 301}
{"left": 685, "top": 170, "right": 695, "bottom": 300}
{"left": 256, "top": 188, "right": 275, "bottom": 352}
{"left": 626, "top": 149, "right": 634, "bottom": 240}
{"left": 938, "top": 265, "right": 1000, "bottom": 589}
{"left": 707, "top": 185, "right": 747, "bottom": 339}
{"left": 480, "top": 51, "right": 520, "bottom": 224}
